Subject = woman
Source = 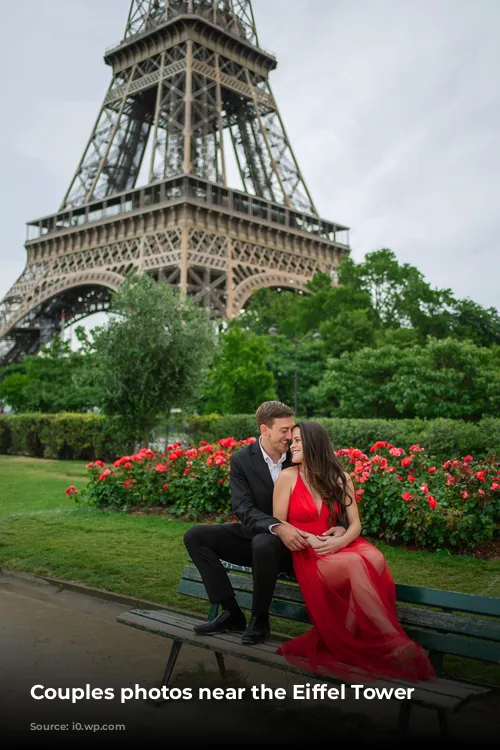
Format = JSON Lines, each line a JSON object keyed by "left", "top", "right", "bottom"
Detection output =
{"left": 273, "top": 421, "right": 435, "bottom": 683}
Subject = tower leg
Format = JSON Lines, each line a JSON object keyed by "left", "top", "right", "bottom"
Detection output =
{"left": 180, "top": 225, "right": 189, "bottom": 297}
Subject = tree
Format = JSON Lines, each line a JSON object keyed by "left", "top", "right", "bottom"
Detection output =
{"left": 0, "top": 334, "right": 94, "bottom": 413}
{"left": 390, "top": 338, "right": 500, "bottom": 420}
{"left": 338, "top": 250, "right": 455, "bottom": 338}
{"left": 235, "top": 287, "right": 305, "bottom": 338}
{"left": 0, "top": 369, "right": 31, "bottom": 412}
{"left": 298, "top": 272, "right": 377, "bottom": 357}
{"left": 264, "top": 333, "right": 327, "bottom": 416}
{"left": 193, "top": 254, "right": 500, "bottom": 419}
{"left": 450, "top": 299, "right": 500, "bottom": 348}
{"left": 312, "top": 339, "right": 500, "bottom": 420}
{"left": 198, "top": 327, "right": 277, "bottom": 414}
{"left": 311, "top": 345, "right": 404, "bottom": 418}
{"left": 87, "top": 275, "right": 215, "bottom": 443}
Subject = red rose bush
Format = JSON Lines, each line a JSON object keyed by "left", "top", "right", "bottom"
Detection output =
{"left": 339, "top": 442, "right": 499, "bottom": 552}
{"left": 71, "top": 438, "right": 256, "bottom": 520}
{"left": 68, "top": 437, "right": 499, "bottom": 552}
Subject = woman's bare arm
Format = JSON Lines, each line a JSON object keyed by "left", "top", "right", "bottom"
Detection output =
{"left": 272, "top": 470, "right": 294, "bottom": 522}
{"left": 314, "top": 474, "right": 361, "bottom": 555}
{"left": 340, "top": 475, "right": 362, "bottom": 544}
{"left": 272, "top": 470, "right": 310, "bottom": 552}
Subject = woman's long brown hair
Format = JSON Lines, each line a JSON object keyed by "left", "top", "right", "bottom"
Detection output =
{"left": 295, "top": 421, "right": 353, "bottom": 526}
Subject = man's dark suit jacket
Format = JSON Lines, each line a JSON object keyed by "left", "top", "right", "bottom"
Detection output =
{"left": 229, "top": 439, "right": 292, "bottom": 538}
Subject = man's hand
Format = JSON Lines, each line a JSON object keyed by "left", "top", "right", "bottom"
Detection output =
{"left": 274, "top": 524, "right": 310, "bottom": 552}
{"left": 314, "top": 535, "right": 346, "bottom": 555}
{"left": 321, "top": 525, "right": 347, "bottom": 538}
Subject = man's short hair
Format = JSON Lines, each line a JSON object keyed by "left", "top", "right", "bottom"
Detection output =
{"left": 256, "top": 401, "right": 294, "bottom": 428}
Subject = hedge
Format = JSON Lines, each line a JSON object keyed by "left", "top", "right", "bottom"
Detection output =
{"left": 1, "top": 413, "right": 500, "bottom": 463}
{"left": 0, "top": 414, "right": 133, "bottom": 462}
{"left": 185, "top": 415, "right": 500, "bottom": 460}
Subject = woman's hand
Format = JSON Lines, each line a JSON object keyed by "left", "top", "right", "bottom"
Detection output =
{"left": 321, "top": 526, "right": 347, "bottom": 538}
{"left": 314, "top": 535, "right": 347, "bottom": 555}
{"left": 303, "top": 533, "right": 322, "bottom": 548}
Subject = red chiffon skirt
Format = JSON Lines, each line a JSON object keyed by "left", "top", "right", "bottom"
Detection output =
{"left": 277, "top": 472, "right": 435, "bottom": 684}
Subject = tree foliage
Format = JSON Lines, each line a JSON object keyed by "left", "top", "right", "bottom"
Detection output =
{"left": 210, "top": 249, "right": 500, "bottom": 417}
{"left": 3, "top": 247, "right": 499, "bottom": 424}
{"left": 0, "top": 332, "right": 94, "bottom": 413}
{"left": 198, "top": 327, "right": 276, "bottom": 414}
{"left": 263, "top": 333, "right": 327, "bottom": 416}
{"left": 312, "top": 339, "right": 500, "bottom": 420}
{"left": 87, "top": 275, "right": 215, "bottom": 442}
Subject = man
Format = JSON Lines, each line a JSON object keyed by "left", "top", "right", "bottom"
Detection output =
{"left": 184, "top": 401, "right": 310, "bottom": 645}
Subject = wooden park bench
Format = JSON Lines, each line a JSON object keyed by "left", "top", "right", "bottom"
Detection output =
{"left": 117, "top": 561, "right": 500, "bottom": 737}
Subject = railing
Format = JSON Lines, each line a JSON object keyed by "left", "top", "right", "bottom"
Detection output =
{"left": 105, "top": 6, "right": 274, "bottom": 58}
{"left": 26, "top": 175, "right": 350, "bottom": 247}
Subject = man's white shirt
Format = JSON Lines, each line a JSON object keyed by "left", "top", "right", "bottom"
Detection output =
{"left": 258, "top": 436, "right": 287, "bottom": 534}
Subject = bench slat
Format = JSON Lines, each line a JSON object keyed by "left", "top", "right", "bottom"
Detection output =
{"left": 182, "top": 565, "right": 304, "bottom": 604}
{"left": 178, "top": 580, "right": 500, "bottom": 662}
{"left": 117, "top": 609, "right": 486, "bottom": 713}
{"left": 220, "top": 561, "right": 295, "bottom": 582}
{"left": 219, "top": 561, "right": 500, "bottom": 618}
{"left": 130, "top": 609, "right": 286, "bottom": 651}
{"left": 404, "top": 627, "right": 500, "bottom": 664}
{"left": 395, "top": 584, "right": 500, "bottom": 617}
{"left": 123, "top": 608, "right": 493, "bottom": 703}
{"left": 178, "top": 579, "right": 310, "bottom": 623}
{"left": 396, "top": 604, "right": 500, "bottom": 642}
{"left": 181, "top": 567, "right": 500, "bottom": 649}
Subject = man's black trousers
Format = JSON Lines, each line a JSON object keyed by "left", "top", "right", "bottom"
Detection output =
{"left": 184, "top": 523, "right": 293, "bottom": 619}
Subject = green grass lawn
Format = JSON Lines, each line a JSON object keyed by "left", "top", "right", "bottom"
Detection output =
{"left": 1, "top": 455, "right": 499, "bottom": 686}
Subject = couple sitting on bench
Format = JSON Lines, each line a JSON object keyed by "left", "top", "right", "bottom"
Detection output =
{"left": 184, "top": 401, "right": 435, "bottom": 683}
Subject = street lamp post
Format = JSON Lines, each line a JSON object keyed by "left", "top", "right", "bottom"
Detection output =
{"left": 268, "top": 327, "right": 321, "bottom": 416}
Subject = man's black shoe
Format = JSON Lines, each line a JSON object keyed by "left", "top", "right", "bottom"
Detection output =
{"left": 193, "top": 609, "right": 246, "bottom": 636}
{"left": 241, "top": 617, "right": 270, "bottom": 645}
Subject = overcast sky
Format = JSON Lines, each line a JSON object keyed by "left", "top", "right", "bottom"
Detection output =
{"left": 1, "top": 0, "right": 499, "bottom": 320}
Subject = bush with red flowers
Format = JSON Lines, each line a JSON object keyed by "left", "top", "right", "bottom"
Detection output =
{"left": 339, "top": 442, "right": 499, "bottom": 552}
{"left": 71, "top": 438, "right": 257, "bottom": 520}
{"left": 69, "top": 437, "right": 499, "bottom": 552}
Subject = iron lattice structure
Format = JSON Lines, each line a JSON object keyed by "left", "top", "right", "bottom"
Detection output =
{"left": 0, "top": 0, "right": 350, "bottom": 364}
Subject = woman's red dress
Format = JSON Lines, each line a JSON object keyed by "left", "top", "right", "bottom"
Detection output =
{"left": 277, "top": 469, "right": 435, "bottom": 683}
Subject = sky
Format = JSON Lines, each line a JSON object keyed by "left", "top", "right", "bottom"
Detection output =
{"left": 0, "top": 0, "right": 499, "bottom": 331}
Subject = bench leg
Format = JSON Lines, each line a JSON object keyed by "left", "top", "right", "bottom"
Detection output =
{"left": 437, "top": 709, "right": 449, "bottom": 738}
{"left": 429, "top": 650, "right": 444, "bottom": 674}
{"left": 161, "top": 640, "right": 183, "bottom": 687}
{"left": 397, "top": 702, "right": 413, "bottom": 736}
{"left": 147, "top": 639, "right": 183, "bottom": 707}
{"left": 208, "top": 602, "right": 219, "bottom": 620}
{"left": 215, "top": 652, "right": 226, "bottom": 678}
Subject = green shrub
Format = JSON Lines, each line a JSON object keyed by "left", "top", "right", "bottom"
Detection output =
{"left": 2, "top": 413, "right": 500, "bottom": 464}
{"left": 391, "top": 419, "right": 489, "bottom": 459}
{"left": 184, "top": 413, "right": 223, "bottom": 443}
{"left": 315, "top": 418, "right": 406, "bottom": 452}
{"left": 186, "top": 413, "right": 258, "bottom": 443}
{"left": 0, "top": 413, "right": 133, "bottom": 462}
{"left": 185, "top": 415, "right": 500, "bottom": 459}
{"left": 0, "top": 417, "right": 10, "bottom": 453}
{"left": 476, "top": 418, "right": 500, "bottom": 456}
{"left": 6, "top": 414, "right": 44, "bottom": 457}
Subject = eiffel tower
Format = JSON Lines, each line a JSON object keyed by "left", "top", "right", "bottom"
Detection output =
{"left": 0, "top": 0, "right": 350, "bottom": 365}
